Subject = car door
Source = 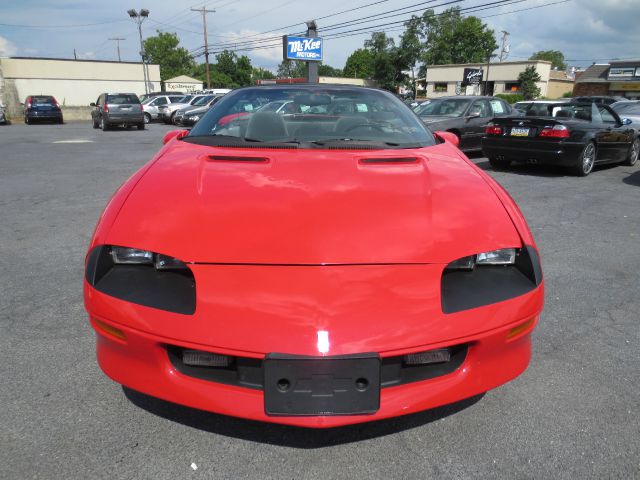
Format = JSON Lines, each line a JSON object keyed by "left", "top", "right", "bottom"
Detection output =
{"left": 593, "top": 104, "right": 630, "bottom": 162}
{"left": 464, "top": 99, "right": 492, "bottom": 150}
{"left": 92, "top": 95, "right": 103, "bottom": 122}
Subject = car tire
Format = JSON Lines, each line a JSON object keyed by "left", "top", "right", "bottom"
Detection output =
{"left": 100, "top": 117, "right": 109, "bottom": 131}
{"left": 623, "top": 137, "right": 639, "bottom": 166}
{"left": 137, "top": 123, "right": 145, "bottom": 130}
{"left": 170, "top": 112, "right": 178, "bottom": 125}
{"left": 144, "top": 113, "right": 151, "bottom": 124}
{"left": 489, "top": 157, "right": 511, "bottom": 170}
{"left": 25, "top": 116, "right": 30, "bottom": 125}
{"left": 92, "top": 118, "right": 99, "bottom": 129}
{"left": 573, "top": 141, "right": 596, "bottom": 177}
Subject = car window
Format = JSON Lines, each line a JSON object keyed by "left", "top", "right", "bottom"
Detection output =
{"left": 169, "top": 97, "right": 186, "bottom": 103}
{"left": 187, "top": 86, "right": 435, "bottom": 149}
{"left": 470, "top": 100, "right": 491, "bottom": 118}
{"left": 154, "top": 97, "right": 168, "bottom": 106}
{"left": 490, "top": 99, "right": 506, "bottom": 115}
{"left": 514, "top": 102, "right": 529, "bottom": 112}
{"left": 597, "top": 105, "right": 617, "bottom": 124}
{"left": 530, "top": 103, "right": 552, "bottom": 116}
{"left": 106, "top": 94, "right": 140, "bottom": 104}
{"left": 31, "top": 95, "right": 55, "bottom": 105}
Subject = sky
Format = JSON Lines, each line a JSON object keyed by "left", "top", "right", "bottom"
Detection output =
{"left": 1, "top": 0, "right": 639, "bottom": 73}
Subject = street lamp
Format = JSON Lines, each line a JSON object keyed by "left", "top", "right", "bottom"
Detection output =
{"left": 128, "top": 8, "right": 150, "bottom": 95}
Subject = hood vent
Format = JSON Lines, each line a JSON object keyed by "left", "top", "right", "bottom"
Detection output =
{"left": 208, "top": 155, "right": 269, "bottom": 163}
{"left": 359, "top": 157, "right": 419, "bottom": 164}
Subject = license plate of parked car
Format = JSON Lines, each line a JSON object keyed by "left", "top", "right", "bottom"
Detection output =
{"left": 510, "top": 127, "right": 530, "bottom": 137}
{"left": 511, "top": 127, "right": 529, "bottom": 137}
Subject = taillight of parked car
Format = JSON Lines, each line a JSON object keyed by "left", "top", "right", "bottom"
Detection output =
{"left": 485, "top": 124, "right": 503, "bottom": 135}
{"left": 539, "top": 125, "right": 570, "bottom": 138}
{"left": 139, "top": 104, "right": 144, "bottom": 112}
{"left": 53, "top": 97, "right": 61, "bottom": 109}
{"left": 103, "top": 103, "right": 109, "bottom": 112}
{"left": 27, "top": 96, "right": 32, "bottom": 109}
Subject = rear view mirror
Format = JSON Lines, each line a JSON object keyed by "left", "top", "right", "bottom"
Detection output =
{"left": 90, "top": 102, "right": 96, "bottom": 107}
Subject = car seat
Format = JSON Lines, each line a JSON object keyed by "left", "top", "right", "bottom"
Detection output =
{"left": 245, "top": 112, "right": 288, "bottom": 141}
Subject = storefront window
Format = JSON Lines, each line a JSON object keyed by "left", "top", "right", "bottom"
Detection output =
{"left": 505, "top": 82, "right": 520, "bottom": 92}
{"left": 434, "top": 83, "right": 448, "bottom": 93}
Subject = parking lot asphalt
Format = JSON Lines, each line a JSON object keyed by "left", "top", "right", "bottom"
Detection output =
{"left": 1, "top": 122, "right": 639, "bottom": 479}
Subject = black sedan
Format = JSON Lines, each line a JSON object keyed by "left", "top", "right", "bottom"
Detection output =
{"left": 415, "top": 96, "right": 513, "bottom": 152}
{"left": 482, "top": 103, "right": 639, "bottom": 176}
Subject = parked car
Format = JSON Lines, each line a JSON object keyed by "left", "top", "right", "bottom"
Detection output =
{"left": 414, "top": 95, "right": 513, "bottom": 152}
{"left": 142, "top": 95, "right": 185, "bottom": 124}
{"left": 90, "top": 93, "right": 145, "bottom": 131}
{"left": 0, "top": 105, "right": 7, "bottom": 125}
{"left": 513, "top": 99, "right": 570, "bottom": 116}
{"left": 139, "top": 91, "right": 185, "bottom": 103}
{"left": 172, "top": 95, "right": 219, "bottom": 125}
{"left": 158, "top": 95, "right": 200, "bottom": 124}
{"left": 611, "top": 100, "right": 640, "bottom": 127}
{"left": 84, "top": 84, "right": 544, "bottom": 427}
{"left": 23, "top": 95, "right": 64, "bottom": 124}
{"left": 482, "top": 102, "right": 638, "bottom": 176}
{"left": 573, "top": 95, "right": 626, "bottom": 105}
{"left": 174, "top": 96, "right": 223, "bottom": 127}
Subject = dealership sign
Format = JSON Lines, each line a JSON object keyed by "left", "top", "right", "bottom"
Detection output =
{"left": 283, "top": 36, "right": 323, "bottom": 61}
{"left": 462, "top": 68, "right": 483, "bottom": 86}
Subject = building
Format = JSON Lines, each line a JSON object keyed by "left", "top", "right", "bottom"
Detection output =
{"left": 256, "top": 77, "right": 377, "bottom": 87}
{"left": 0, "top": 57, "right": 160, "bottom": 116}
{"left": 419, "top": 60, "right": 573, "bottom": 99}
{"left": 164, "top": 75, "right": 203, "bottom": 93}
{"left": 573, "top": 60, "right": 640, "bottom": 99}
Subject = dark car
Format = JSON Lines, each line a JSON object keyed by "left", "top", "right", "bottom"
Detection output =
{"left": 23, "top": 95, "right": 64, "bottom": 124}
{"left": 573, "top": 96, "right": 626, "bottom": 105}
{"left": 173, "top": 95, "right": 220, "bottom": 125}
{"left": 414, "top": 96, "right": 513, "bottom": 152}
{"left": 175, "top": 96, "right": 223, "bottom": 127}
{"left": 482, "top": 102, "right": 639, "bottom": 176}
{"left": 91, "top": 93, "right": 145, "bottom": 131}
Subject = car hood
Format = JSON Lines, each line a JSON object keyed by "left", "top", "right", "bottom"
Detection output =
{"left": 106, "top": 141, "right": 520, "bottom": 264}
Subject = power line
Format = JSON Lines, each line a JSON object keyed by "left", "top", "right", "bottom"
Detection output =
{"left": 108, "top": 37, "right": 126, "bottom": 62}
{"left": 0, "top": 19, "right": 128, "bottom": 29}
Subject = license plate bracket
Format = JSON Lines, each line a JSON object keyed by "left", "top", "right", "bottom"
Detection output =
{"left": 264, "top": 353, "right": 381, "bottom": 416}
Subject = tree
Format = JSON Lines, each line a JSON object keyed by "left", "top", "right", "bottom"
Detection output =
{"left": 318, "top": 63, "right": 342, "bottom": 77}
{"left": 276, "top": 60, "right": 306, "bottom": 78}
{"left": 405, "top": 7, "right": 497, "bottom": 73}
{"left": 143, "top": 31, "right": 195, "bottom": 82}
{"left": 529, "top": 50, "right": 567, "bottom": 70}
{"left": 343, "top": 48, "right": 374, "bottom": 78}
{"left": 518, "top": 66, "right": 541, "bottom": 100}
{"left": 253, "top": 67, "right": 276, "bottom": 80}
{"left": 364, "top": 32, "right": 409, "bottom": 91}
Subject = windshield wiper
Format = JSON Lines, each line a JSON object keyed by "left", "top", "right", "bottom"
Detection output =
{"left": 310, "top": 138, "right": 401, "bottom": 147}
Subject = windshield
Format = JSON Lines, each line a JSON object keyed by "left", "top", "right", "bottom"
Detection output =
{"left": 106, "top": 94, "right": 140, "bottom": 104}
{"left": 31, "top": 95, "right": 56, "bottom": 104}
{"left": 187, "top": 86, "right": 435, "bottom": 149}
{"left": 414, "top": 98, "right": 471, "bottom": 117}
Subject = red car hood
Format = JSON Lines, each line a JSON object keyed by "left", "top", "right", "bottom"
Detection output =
{"left": 106, "top": 140, "right": 520, "bottom": 264}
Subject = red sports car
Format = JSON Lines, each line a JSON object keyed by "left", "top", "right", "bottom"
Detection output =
{"left": 84, "top": 85, "right": 544, "bottom": 428}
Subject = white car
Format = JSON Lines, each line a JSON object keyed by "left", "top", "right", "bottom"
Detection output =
{"left": 159, "top": 95, "right": 207, "bottom": 124}
{"left": 142, "top": 95, "right": 185, "bottom": 124}
{"left": 513, "top": 99, "right": 570, "bottom": 117}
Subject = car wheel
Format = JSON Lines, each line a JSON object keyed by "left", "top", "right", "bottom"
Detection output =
{"left": 489, "top": 157, "right": 511, "bottom": 170}
{"left": 92, "top": 118, "right": 99, "bottom": 129}
{"left": 574, "top": 141, "right": 596, "bottom": 177}
{"left": 137, "top": 123, "right": 145, "bottom": 130}
{"left": 25, "top": 116, "right": 30, "bottom": 125}
{"left": 100, "top": 117, "right": 109, "bottom": 131}
{"left": 170, "top": 112, "right": 178, "bottom": 125}
{"left": 624, "top": 137, "right": 639, "bottom": 166}
{"left": 144, "top": 113, "right": 151, "bottom": 124}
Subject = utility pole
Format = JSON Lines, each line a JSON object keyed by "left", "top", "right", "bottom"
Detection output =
{"left": 128, "top": 9, "right": 150, "bottom": 95}
{"left": 484, "top": 54, "right": 497, "bottom": 95}
{"left": 109, "top": 37, "right": 125, "bottom": 62}
{"left": 499, "top": 30, "right": 510, "bottom": 62}
{"left": 305, "top": 20, "right": 319, "bottom": 83}
{"left": 192, "top": 6, "right": 215, "bottom": 89}
{"left": 73, "top": 49, "right": 77, "bottom": 60}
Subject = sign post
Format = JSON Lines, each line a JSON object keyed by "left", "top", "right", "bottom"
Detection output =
{"left": 282, "top": 21, "right": 323, "bottom": 83}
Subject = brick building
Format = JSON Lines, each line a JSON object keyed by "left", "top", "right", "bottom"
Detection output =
{"left": 573, "top": 60, "right": 640, "bottom": 99}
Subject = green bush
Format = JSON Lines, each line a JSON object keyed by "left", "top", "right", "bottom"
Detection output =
{"left": 562, "top": 91, "right": 573, "bottom": 98}
{"left": 495, "top": 93, "right": 524, "bottom": 104}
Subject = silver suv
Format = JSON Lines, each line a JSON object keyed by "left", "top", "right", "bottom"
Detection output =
{"left": 142, "top": 95, "right": 187, "bottom": 124}
{"left": 91, "top": 93, "right": 144, "bottom": 131}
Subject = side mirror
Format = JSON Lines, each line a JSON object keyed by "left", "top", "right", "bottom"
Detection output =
{"left": 434, "top": 131, "right": 459, "bottom": 148}
{"left": 90, "top": 102, "right": 96, "bottom": 107}
{"left": 621, "top": 117, "right": 632, "bottom": 126}
{"left": 466, "top": 111, "right": 481, "bottom": 120}
{"left": 162, "top": 129, "right": 189, "bottom": 145}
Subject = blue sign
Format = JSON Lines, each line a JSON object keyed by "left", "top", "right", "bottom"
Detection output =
{"left": 283, "top": 35, "right": 323, "bottom": 62}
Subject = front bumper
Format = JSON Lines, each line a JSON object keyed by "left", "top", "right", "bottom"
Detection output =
{"left": 482, "top": 137, "right": 584, "bottom": 166}
{"left": 85, "top": 262, "right": 543, "bottom": 427}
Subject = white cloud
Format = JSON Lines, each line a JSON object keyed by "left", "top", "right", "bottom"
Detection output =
{"left": 0, "top": 36, "right": 18, "bottom": 56}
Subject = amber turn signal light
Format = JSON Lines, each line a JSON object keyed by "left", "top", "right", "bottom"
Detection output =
{"left": 507, "top": 318, "right": 536, "bottom": 340}
{"left": 93, "top": 317, "right": 126, "bottom": 341}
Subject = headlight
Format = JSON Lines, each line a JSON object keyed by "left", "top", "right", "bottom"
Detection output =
{"left": 110, "top": 246, "right": 187, "bottom": 270}
{"left": 187, "top": 115, "right": 200, "bottom": 121}
{"left": 446, "top": 248, "right": 516, "bottom": 271}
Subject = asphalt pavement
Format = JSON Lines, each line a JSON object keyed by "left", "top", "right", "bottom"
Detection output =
{"left": 1, "top": 121, "right": 639, "bottom": 479}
